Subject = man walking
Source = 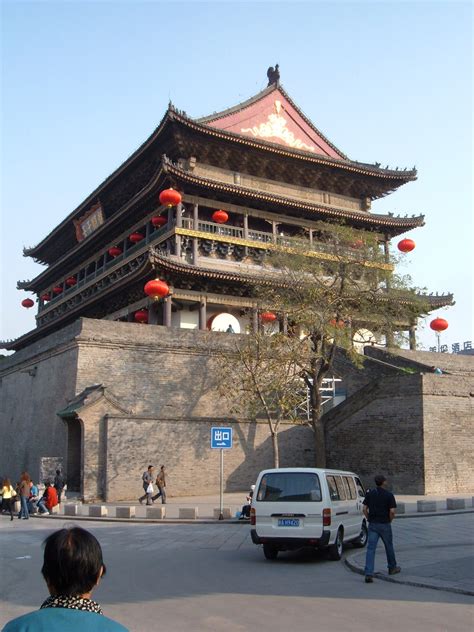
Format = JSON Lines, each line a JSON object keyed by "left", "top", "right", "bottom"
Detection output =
{"left": 363, "top": 474, "right": 401, "bottom": 583}
{"left": 138, "top": 465, "right": 154, "bottom": 505}
{"left": 152, "top": 465, "right": 167, "bottom": 504}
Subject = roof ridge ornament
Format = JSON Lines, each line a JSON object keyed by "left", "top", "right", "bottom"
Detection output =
{"left": 267, "top": 64, "right": 280, "bottom": 86}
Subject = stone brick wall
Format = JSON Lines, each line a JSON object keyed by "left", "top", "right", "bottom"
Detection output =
{"left": 105, "top": 416, "right": 315, "bottom": 501}
{"left": 365, "top": 346, "right": 474, "bottom": 376}
{"left": 0, "top": 325, "right": 79, "bottom": 484}
{"left": 324, "top": 374, "right": 426, "bottom": 494}
{"left": 421, "top": 374, "right": 474, "bottom": 494}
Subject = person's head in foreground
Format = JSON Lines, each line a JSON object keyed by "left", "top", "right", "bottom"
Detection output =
{"left": 42, "top": 527, "right": 106, "bottom": 598}
{"left": 3, "top": 526, "right": 128, "bottom": 631}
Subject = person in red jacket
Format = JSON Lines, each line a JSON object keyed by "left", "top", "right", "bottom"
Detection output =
{"left": 38, "top": 481, "right": 59, "bottom": 515}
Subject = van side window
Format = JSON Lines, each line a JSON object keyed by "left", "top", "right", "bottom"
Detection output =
{"left": 334, "top": 475, "right": 346, "bottom": 500}
{"left": 344, "top": 476, "right": 357, "bottom": 500}
{"left": 326, "top": 475, "right": 340, "bottom": 501}
{"left": 355, "top": 477, "right": 365, "bottom": 498}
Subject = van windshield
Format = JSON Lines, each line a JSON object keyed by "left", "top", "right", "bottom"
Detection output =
{"left": 257, "top": 472, "right": 322, "bottom": 502}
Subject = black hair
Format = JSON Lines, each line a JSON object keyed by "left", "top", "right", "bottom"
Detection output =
{"left": 41, "top": 527, "right": 106, "bottom": 596}
{"left": 56, "top": 469, "right": 61, "bottom": 475}
{"left": 374, "top": 475, "right": 386, "bottom": 486}
{"left": 148, "top": 465, "right": 153, "bottom": 470}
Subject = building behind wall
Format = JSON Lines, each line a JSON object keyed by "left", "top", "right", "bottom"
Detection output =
{"left": 1, "top": 69, "right": 461, "bottom": 498}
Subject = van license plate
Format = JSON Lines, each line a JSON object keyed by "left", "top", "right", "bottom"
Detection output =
{"left": 278, "top": 518, "right": 300, "bottom": 527}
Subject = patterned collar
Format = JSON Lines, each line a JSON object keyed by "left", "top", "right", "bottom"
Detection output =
{"left": 40, "top": 594, "right": 103, "bottom": 614}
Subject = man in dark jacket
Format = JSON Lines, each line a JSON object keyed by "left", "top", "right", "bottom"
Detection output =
{"left": 53, "top": 469, "right": 65, "bottom": 504}
{"left": 363, "top": 474, "right": 401, "bottom": 583}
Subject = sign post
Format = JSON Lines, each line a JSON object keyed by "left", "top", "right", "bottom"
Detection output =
{"left": 211, "top": 427, "right": 233, "bottom": 520}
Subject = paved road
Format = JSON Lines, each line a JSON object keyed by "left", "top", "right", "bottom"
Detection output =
{"left": 1, "top": 514, "right": 473, "bottom": 632}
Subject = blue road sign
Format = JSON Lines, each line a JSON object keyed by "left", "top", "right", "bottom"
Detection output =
{"left": 211, "top": 427, "right": 233, "bottom": 449}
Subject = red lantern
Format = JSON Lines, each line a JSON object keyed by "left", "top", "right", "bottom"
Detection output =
{"left": 134, "top": 309, "right": 148, "bottom": 324}
{"left": 159, "top": 188, "right": 182, "bottom": 207}
{"left": 398, "top": 238, "right": 416, "bottom": 253}
{"left": 260, "top": 311, "right": 277, "bottom": 323}
{"left": 144, "top": 279, "right": 169, "bottom": 300}
{"left": 66, "top": 276, "right": 77, "bottom": 287}
{"left": 152, "top": 215, "right": 167, "bottom": 228}
{"left": 430, "top": 318, "right": 448, "bottom": 332}
{"left": 108, "top": 246, "right": 122, "bottom": 258}
{"left": 129, "top": 232, "right": 144, "bottom": 244}
{"left": 53, "top": 286, "right": 63, "bottom": 295}
{"left": 21, "top": 298, "right": 34, "bottom": 308}
{"left": 41, "top": 293, "right": 51, "bottom": 302}
{"left": 212, "top": 210, "right": 229, "bottom": 224}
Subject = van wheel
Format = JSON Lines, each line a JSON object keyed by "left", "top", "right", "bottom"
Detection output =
{"left": 328, "top": 529, "right": 343, "bottom": 560}
{"left": 263, "top": 544, "right": 279, "bottom": 560}
{"left": 353, "top": 522, "right": 368, "bottom": 548}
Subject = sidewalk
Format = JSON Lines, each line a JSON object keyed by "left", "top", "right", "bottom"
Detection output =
{"left": 31, "top": 491, "right": 474, "bottom": 522}
{"left": 345, "top": 512, "right": 474, "bottom": 596}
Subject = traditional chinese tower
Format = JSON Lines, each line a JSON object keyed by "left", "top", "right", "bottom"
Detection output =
{"left": 8, "top": 68, "right": 452, "bottom": 351}
{"left": 2, "top": 69, "right": 463, "bottom": 503}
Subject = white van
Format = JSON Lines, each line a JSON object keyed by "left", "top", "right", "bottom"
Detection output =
{"left": 250, "top": 467, "right": 368, "bottom": 560}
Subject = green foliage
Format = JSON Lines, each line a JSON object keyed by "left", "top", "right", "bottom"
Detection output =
{"left": 215, "top": 222, "right": 429, "bottom": 467}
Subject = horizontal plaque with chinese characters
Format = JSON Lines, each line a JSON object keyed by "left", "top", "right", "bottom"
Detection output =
{"left": 74, "top": 202, "right": 105, "bottom": 242}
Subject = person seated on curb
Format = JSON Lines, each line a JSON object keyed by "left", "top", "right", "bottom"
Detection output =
{"left": 239, "top": 484, "right": 255, "bottom": 519}
{"left": 28, "top": 480, "right": 40, "bottom": 514}
{"left": 2, "top": 526, "right": 129, "bottom": 631}
{"left": 37, "top": 481, "right": 59, "bottom": 515}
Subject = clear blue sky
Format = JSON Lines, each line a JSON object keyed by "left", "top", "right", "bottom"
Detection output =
{"left": 1, "top": 1, "right": 472, "bottom": 352}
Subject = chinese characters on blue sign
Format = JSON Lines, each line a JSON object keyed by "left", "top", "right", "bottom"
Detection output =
{"left": 429, "top": 340, "right": 472, "bottom": 354}
{"left": 211, "top": 427, "right": 233, "bottom": 449}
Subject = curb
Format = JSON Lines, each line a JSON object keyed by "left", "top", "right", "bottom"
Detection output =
{"left": 396, "top": 509, "right": 474, "bottom": 519}
{"left": 344, "top": 556, "right": 474, "bottom": 597}
{"left": 28, "top": 514, "right": 245, "bottom": 526}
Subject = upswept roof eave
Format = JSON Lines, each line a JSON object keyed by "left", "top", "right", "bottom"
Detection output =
{"left": 23, "top": 109, "right": 175, "bottom": 260}
{"left": 17, "top": 163, "right": 173, "bottom": 290}
{"left": 172, "top": 109, "right": 417, "bottom": 185}
{"left": 162, "top": 159, "right": 425, "bottom": 233}
{"left": 195, "top": 82, "right": 348, "bottom": 161}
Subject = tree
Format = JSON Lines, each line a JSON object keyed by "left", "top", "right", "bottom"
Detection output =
{"left": 214, "top": 330, "right": 305, "bottom": 467}
{"left": 252, "top": 223, "right": 429, "bottom": 466}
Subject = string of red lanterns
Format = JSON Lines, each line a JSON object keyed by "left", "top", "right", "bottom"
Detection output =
{"left": 144, "top": 279, "right": 169, "bottom": 300}
{"left": 129, "top": 232, "right": 144, "bottom": 244}
{"left": 212, "top": 209, "right": 229, "bottom": 224}
{"left": 151, "top": 215, "right": 167, "bottom": 228}
{"left": 260, "top": 311, "right": 277, "bottom": 323}
{"left": 430, "top": 318, "right": 448, "bottom": 332}
{"left": 397, "top": 238, "right": 416, "bottom": 253}
{"left": 159, "top": 188, "right": 182, "bottom": 207}
{"left": 108, "top": 246, "right": 122, "bottom": 258}
{"left": 134, "top": 309, "right": 149, "bottom": 324}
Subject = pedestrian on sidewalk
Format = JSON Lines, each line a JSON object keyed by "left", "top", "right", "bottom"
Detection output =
{"left": 18, "top": 472, "right": 31, "bottom": 520}
{"left": 2, "top": 526, "right": 129, "bottom": 631}
{"left": 363, "top": 474, "right": 401, "bottom": 583}
{"left": 138, "top": 465, "right": 154, "bottom": 505}
{"left": 152, "top": 465, "right": 167, "bottom": 504}
{"left": 0, "top": 478, "right": 17, "bottom": 521}
{"left": 54, "top": 469, "right": 65, "bottom": 503}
